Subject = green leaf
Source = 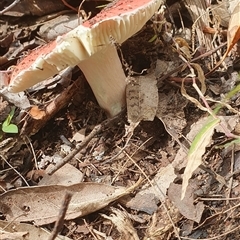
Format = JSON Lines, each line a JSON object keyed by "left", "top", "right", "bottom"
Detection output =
{"left": 215, "top": 137, "right": 240, "bottom": 149}
{"left": 148, "top": 34, "right": 157, "bottom": 43}
{"left": 2, "top": 107, "right": 15, "bottom": 127}
{"left": 2, "top": 107, "right": 18, "bottom": 134}
{"left": 2, "top": 123, "right": 18, "bottom": 133}
{"left": 2, "top": 113, "right": 11, "bottom": 129}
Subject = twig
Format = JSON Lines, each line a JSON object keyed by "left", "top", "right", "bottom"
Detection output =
{"left": 0, "top": 0, "right": 20, "bottom": 15}
{"left": 226, "top": 168, "right": 240, "bottom": 181}
{"left": 226, "top": 145, "right": 235, "bottom": 204}
{"left": 61, "top": 0, "right": 78, "bottom": 12}
{"left": 47, "top": 110, "right": 125, "bottom": 175}
{"left": 21, "top": 77, "right": 84, "bottom": 136}
{"left": 0, "top": 154, "right": 29, "bottom": 186}
{"left": 110, "top": 137, "right": 153, "bottom": 184}
{"left": 48, "top": 191, "right": 72, "bottom": 240}
{"left": 77, "top": 0, "right": 91, "bottom": 25}
{"left": 103, "top": 122, "right": 139, "bottom": 164}
{"left": 157, "top": 42, "right": 227, "bottom": 87}
{"left": 47, "top": 125, "right": 101, "bottom": 175}
{"left": 83, "top": 219, "right": 98, "bottom": 240}
{"left": 24, "top": 136, "right": 38, "bottom": 170}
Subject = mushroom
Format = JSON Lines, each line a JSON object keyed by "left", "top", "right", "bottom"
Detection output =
{"left": 8, "top": 0, "right": 162, "bottom": 117}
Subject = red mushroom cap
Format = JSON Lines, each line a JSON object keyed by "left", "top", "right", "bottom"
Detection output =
{"left": 8, "top": 0, "right": 162, "bottom": 116}
{"left": 84, "top": 0, "right": 160, "bottom": 27}
{"left": 8, "top": 0, "right": 162, "bottom": 92}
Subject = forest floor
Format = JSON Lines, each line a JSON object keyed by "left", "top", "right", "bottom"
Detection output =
{"left": 0, "top": 0, "right": 240, "bottom": 239}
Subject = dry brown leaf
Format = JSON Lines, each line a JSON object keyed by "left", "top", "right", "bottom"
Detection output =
{"left": 168, "top": 183, "right": 204, "bottom": 223}
{"left": 3, "top": 0, "right": 67, "bottom": 16}
{"left": 39, "top": 14, "right": 79, "bottom": 41}
{"left": 190, "top": 63, "right": 206, "bottom": 94}
{"left": 0, "top": 88, "right": 30, "bottom": 110}
{"left": 207, "top": 2, "right": 240, "bottom": 74}
{"left": 71, "top": 128, "right": 86, "bottom": 143}
{"left": 0, "top": 220, "right": 72, "bottom": 240}
{"left": 126, "top": 74, "right": 158, "bottom": 123}
{"left": 38, "top": 163, "right": 84, "bottom": 186}
{"left": 227, "top": 2, "right": 240, "bottom": 55}
{"left": 0, "top": 230, "right": 28, "bottom": 240}
{"left": 0, "top": 181, "right": 141, "bottom": 225}
{"left": 144, "top": 198, "right": 181, "bottom": 240}
{"left": 126, "top": 164, "right": 176, "bottom": 214}
{"left": 174, "top": 37, "right": 191, "bottom": 60}
{"left": 156, "top": 90, "right": 187, "bottom": 139}
{"left": 28, "top": 105, "right": 46, "bottom": 120}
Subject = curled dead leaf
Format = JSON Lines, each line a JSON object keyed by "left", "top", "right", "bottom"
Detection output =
{"left": 206, "top": 2, "right": 240, "bottom": 75}
{"left": 29, "top": 106, "right": 46, "bottom": 120}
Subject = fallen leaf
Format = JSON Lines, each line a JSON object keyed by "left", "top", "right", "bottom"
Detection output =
{"left": 156, "top": 90, "right": 187, "bottom": 139}
{"left": 155, "top": 59, "right": 178, "bottom": 80}
{"left": 0, "top": 181, "right": 141, "bottom": 225}
{"left": 174, "top": 37, "right": 191, "bottom": 60}
{"left": 207, "top": 2, "right": 240, "bottom": 74}
{"left": 0, "top": 230, "right": 28, "bottom": 240}
{"left": 71, "top": 128, "right": 86, "bottom": 143}
{"left": 181, "top": 63, "right": 207, "bottom": 112}
{"left": 181, "top": 118, "right": 220, "bottom": 199}
{"left": 39, "top": 14, "right": 79, "bottom": 41}
{"left": 126, "top": 73, "right": 158, "bottom": 123}
{"left": 0, "top": 220, "right": 72, "bottom": 240}
{"left": 145, "top": 198, "right": 181, "bottom": 240}
{"left": 126, "top": 164, "right": 176, "bottom": 213}
{"left": 3, "top": 0, "right": 67, "bottom": 17}
{"left": 0, "top": 88, "right": 30, "bottom": 109}
{"left": 29, "top": 105, "right": 46, "bottom": 120}
{"left": 168, "top": 183, "right": 204, "bottom": 223}
{"left": 38, "top": 163, "right": 84, "bottom": 186}
{"left": 227, "top": 2, "right": 240, "bottom": 56}
{"left": 125, "top": 192, "right": 158, "bottom": 215}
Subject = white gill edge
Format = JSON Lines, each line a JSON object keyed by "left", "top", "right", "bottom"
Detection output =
{"left": 8, "top": 0, "right": 161, "bottom": 92}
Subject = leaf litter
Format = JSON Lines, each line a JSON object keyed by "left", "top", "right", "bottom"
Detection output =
{"left": 0, "top": 0, "right": 240, "bottom": 239}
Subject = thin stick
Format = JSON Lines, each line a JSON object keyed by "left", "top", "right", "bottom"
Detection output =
{"left": 21, "top": 76, "right": 84, "bottom": 136}
{"left": 157, "top": 42, "right": 227, "bottom": 87}
{"left": 48, "top": 191, "right": 73, "bottom": 240}
{"left": 226, "top": 145, "right": 235, "bottom": 204}
{"left": 61, "top": 0, "right": 78, "bottom": 12}
{"left": 24, "top": 136, "right": 38, "bottom": 170}
{"left": 83, "top": 219, "right": 98, "bottom": 240}
{"left": 0, "top": 0, "right": 20, "bottom": 15}
{"left": 0, "top": 155, "right": 29, "bottom": 186}
{"left": 47, "top": 110, "right": 125, "bottom": 175}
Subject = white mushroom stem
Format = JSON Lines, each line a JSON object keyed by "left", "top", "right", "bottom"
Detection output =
{"left": 78, "top": 45, "right": 126, "bottom": 117}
